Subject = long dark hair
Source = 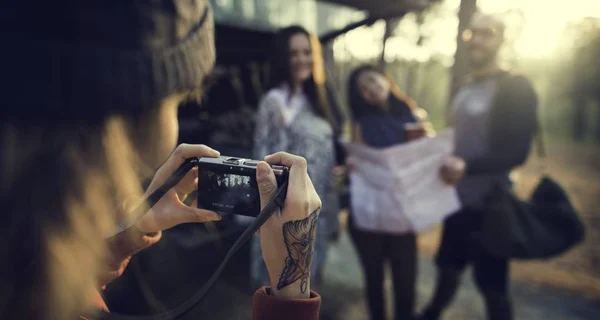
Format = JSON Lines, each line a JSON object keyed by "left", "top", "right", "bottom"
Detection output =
{"left": 347, "top": 64, "right": 416, "bottom": 120}
{"left": 268, "top": 25, "right": 334, "bottom": 127}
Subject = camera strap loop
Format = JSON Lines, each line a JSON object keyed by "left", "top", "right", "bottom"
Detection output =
{"left": 91, "top": 157, "right": 288, "bottom": 320}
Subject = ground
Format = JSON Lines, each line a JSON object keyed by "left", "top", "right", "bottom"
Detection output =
{"left": 184, "top": 140, "right": 600, "bottom": 319}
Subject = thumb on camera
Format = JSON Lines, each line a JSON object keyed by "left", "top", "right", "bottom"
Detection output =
{"left": 256, "top": 161, "right": 277, "bottom": 209}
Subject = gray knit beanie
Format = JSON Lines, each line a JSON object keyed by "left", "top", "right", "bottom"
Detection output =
{"left": 0, "top": 0, "right": 215, "bottom": 120}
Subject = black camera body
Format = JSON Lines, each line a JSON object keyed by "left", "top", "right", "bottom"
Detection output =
{"left": 196, "top": 156, "right": 289, "bottom": 217}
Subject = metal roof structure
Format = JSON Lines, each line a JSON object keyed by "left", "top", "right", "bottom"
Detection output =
{"left": 317, "top": 0, "right": 439, "bottom": 42}
{"left": 319, "top": 0, "right": 435, "bottom": 18}
{"left": 210, "top": 0, "right": 440, "bottom": 43}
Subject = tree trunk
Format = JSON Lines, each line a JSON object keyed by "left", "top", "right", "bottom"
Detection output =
{"left": 379, "top": 20, "right": 390, "bottom": 69}
{"left": 317, "top": 3, "right": 335, "bottom": 77}
{"left": 573, "top": 96, "right": 588, "bottom": 141}
{"left": 449, "top": 0, "right": 477, "bottom": 101}
{"left": 595, "top": 96, "right": 600, "bottom": 142}
{"left": 405, "top": 61, "right": 418, "bottom": 97}
{"left": 254, "top": 0, "right": 269, "bottom": 22}
{"left": 405, "top": 13, "right": 425, "bottom": 97}
{"left": 380, "top": 18, "right": 401, "bottom": 69}
{"left": 233, "top": 0, "right": 245, "bottom": 19}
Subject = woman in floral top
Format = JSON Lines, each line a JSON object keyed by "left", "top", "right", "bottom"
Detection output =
{"left": 251, "top": 25, "right": 338, "bottom": 290}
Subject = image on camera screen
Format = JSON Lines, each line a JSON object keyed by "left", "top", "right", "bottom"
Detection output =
{"left": 200, "top": 170, "right": 256, "bottom": 212}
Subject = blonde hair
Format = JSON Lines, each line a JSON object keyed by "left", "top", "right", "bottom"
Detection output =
{"left": 309, "top": 33, "right": 337, "bottom": 131}
{"left": 0, "top": 108, "right": 164, "bottom": 318}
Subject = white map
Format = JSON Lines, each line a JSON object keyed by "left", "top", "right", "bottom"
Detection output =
{"left": 345, "top": 129, "right": 461, "bottom": 234}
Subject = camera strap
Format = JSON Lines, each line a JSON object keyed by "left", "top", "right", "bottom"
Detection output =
{"left": 89, "top": 157, "right": 288, "bottom": 320}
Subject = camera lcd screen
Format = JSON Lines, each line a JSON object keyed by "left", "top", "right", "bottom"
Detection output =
{"left": 197, "top": 169, "right": 260, "bottom": 217}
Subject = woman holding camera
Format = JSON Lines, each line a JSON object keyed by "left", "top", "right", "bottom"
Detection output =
{"left": 0, "top": 2, "right": 322, "bottom": 319}
{"left": 345, "top": 65, "right": 465, "bottom": 320}
{"left": 251, "top": 25, "right": 340, "bottom": 290}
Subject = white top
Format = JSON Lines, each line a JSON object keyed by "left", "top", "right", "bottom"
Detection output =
{"left": 262, "top": 86, "right": 308, "bottom": 126}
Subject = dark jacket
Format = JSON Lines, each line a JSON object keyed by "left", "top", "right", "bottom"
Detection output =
{"left": 465, "top": 72, "right": 539, "bottom": 175}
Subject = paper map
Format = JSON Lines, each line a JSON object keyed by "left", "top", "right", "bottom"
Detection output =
{"left": 345, "top": 129, "right": 461, "bottom": 234}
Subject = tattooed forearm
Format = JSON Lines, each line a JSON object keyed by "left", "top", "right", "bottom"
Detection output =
{"left": 276, "top": 209, "right": 320, "bottom": 293}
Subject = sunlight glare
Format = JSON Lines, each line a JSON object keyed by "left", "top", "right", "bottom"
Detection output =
{"left": 333, "top": 21, "right": 385, "bottom": 61}
{"left": 334, "top": 0, "right": 600, "bottom": 62}
{"left": 479, "top": 0, "right": 600, "bottom": 58}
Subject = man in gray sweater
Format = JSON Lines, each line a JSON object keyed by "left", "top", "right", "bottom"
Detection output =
{"left": 420, "top": 12, "right": 538, "bottom": 320}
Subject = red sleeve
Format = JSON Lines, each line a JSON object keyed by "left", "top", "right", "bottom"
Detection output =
{"left": 252, "top": 287, "right": 321, "bottom": 320}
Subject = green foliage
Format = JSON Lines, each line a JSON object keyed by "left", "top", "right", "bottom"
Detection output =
{"left": 556, "top": 19, "right": 600, "bottom": 141}
{"left": 568, "top": 22, "right": 600, "bottom": 99}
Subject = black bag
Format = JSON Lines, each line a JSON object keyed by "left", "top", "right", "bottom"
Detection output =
{"left": 480, "top": 136, "right": 585, "bottom": 260}
{"left": 481, "top": 177, "right": 585, "bottom": 260}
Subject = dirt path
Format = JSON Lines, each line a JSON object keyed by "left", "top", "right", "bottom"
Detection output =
{"left": 318, "top": 231, "right": 600, "bottom": 320}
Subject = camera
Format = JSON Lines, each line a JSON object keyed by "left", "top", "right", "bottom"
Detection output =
{"left": 196, "top": 156, "right": 289, "bottom": 217}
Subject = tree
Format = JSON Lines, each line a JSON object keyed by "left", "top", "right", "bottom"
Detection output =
{"left": 404, "top": 12, "right": 426, "bottom": 97}
{"left": 449, "top": 0, "right": 477, "bottom": 100}
{"left": 233, "top": 0, "right": 244, "bottom": 18}
{"left": 380, "top": 18, "right": 401, "bottom": 69}
{"left": 565, "top": 18, "right": 600, "bottom": 141}
{"left": 254, "top": 0, "right": 269, "bottom": 22}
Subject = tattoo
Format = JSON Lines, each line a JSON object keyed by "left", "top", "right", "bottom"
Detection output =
{"left": 276, "top": 209, "right": 320, "bottom": 293}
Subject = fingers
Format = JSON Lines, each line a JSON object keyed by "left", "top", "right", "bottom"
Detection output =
{"left": 439, "top": 156, "right": 466, "bottom": 185}
{"left": 440, "top": 166, "right": 462, "bottom": 185}
{"left": 174, "top": 167, "right": 198, "bottom": 198}
{"left": 306, "top": 176, "right": 322, "bottom": 210}
{"left": 444, "top": 156, "right": 466, "bottom": 171}
{"left": 136, "top": 195, "right": 221, "bottom": 233}
{"left": 264, "top": 152, "right": 322, "bottom": 221}
{"left": 156, "top": 144, "right": 220, "bottom": 179}
{"left": 457, "top": 158, "right": 466, "bottom": 169}
{"left": 264, "top": 152, "right": 307, "bottom": 171}
{"left": 256, "top": 162, "right": 278, "bottom": 209}
{"left": 264, "top": 152, "right": 307, "bottom": 188}
{"left": 172, "top": 143, "right": 220, "bottom": 164}
{"left": 148, "top": 144, "right": 219, "bottom": 195}
{"left": 440, "top": 169, "right": 453, "bottom": 184}
{"left": 180, "top": 204, "right": 222, "bottom": 224}
{"left": 265, "top": 153, "right": 309, "bottom": 213}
